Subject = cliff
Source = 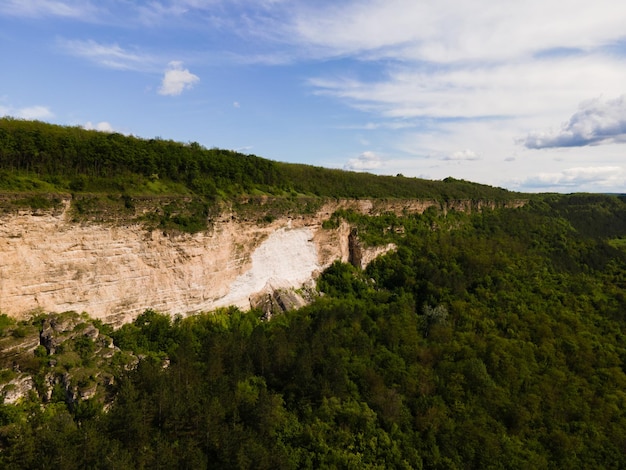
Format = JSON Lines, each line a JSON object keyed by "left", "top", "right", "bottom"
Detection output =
{"left": 0, "top": 196, "right": 525, "bottom": 325}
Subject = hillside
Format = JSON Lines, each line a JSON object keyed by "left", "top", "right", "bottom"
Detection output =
{"left": 0, "top": 118, "right": 519, "bottom": 228}
{"left": 1, "top": 118, "right": 626, "bottom": 468}
{"left": 0, "top": 118, "right": 526, "bottom": 323}
{"left": 0, "top": 194, "right": 625, "bottom": 467}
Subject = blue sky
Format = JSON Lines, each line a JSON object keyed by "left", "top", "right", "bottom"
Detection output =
{"left": 1, "top": 0, "right": 626, "bottom": 193}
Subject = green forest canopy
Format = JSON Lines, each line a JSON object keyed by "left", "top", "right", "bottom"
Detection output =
{"left": 0, "top": 117, "right": 519, "bottom": 201}
{"left": 0, "top": 194, "right": 625, "bottom": 468}
{"left": 1, "top": 117, "right": 626, "bottom": 467}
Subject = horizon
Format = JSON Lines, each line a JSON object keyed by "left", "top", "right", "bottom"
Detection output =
{"left": 1, "top": 1, "right": 625, "bottom": 193}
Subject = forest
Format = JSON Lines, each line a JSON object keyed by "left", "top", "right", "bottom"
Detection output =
{"left": 0, "top": 117, "right": 517, "bottom": 202}
{"left": 0, "top": 118, "right": 526, "bottom": 233}
{"left": 0, "top": 118, "right": 626, "bottom": 468}
{"left": 0, "top": 191, "right": 625, "bottom": 468}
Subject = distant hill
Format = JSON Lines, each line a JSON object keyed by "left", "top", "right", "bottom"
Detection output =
{"left": 0, "top": 117, "right": 518, "bottom": 201}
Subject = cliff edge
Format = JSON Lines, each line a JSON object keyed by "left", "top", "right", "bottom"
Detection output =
{"left": 0, "top": 196, "right": 524, "bottom": 325}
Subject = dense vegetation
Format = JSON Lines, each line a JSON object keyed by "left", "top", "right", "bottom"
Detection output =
{"left": 0, "top": 117, "right": 526, "bottom": 232}
{"left": 0, "top": 117, "right": 517, "bottom": 201}
{"left": 1, "top": 194, "right": 625, "bottom": 468}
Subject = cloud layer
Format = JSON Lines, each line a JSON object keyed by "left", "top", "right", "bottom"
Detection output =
{"left": 344, "top": 151, "right": 384, "bottom": 171}
{"left": 83, "top": 121, "right": 114, "bottom": 132}
{"left": 0, "top": 0, "right": 97, "bottom": 19}
{"left": 518, "top": 166, "right": 624, "bottom": 190}
{"left": 442, "top": 149, "right": 481, "bottom": 161}
{"left": 522, "top": 96, "right": 626, "bottom": 149}
{"left": 58, "top": 39, "right": 154, "bottom": 71}
{"left": 0, "top": 104, "right": 54, "bottom": 120}
{"left": 288, "top": 0, "right": 626, "bottom": 62}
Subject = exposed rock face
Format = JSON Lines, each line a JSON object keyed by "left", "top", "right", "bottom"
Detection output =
{"left": 249, "top": 279, "right": 318, "bottom": 320}
{"left": 214, "top": 226, "right": 321, "bottom": 311}
{"left": 40, "top": 314, "right": 99, "bottom": 355}
{"left": 0, "top": 196, "right": 525, "bottom": 325}
{"left": 0, "top": 199, "right": 351, "bottom": 325}
{"left": 0, "top": 311, "right": 128, "bottom": 406}
{"left": 348, "top": 228, "right": 363, "bottom": 268}
{"left": 0, "top": 332, "right": 40, "bottom": 365}
{"left": 349, "top": 228, "right": 397, "bottom": 270}
{"left": 1, "top": 374, "right": 35, "bottom": 404}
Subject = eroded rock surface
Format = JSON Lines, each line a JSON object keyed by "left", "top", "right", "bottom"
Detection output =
{"left": 0, "top": 198, "right": 379, "bottom": 324}
{"left": 0, "top": 197, "right": 523, "bottom": 324}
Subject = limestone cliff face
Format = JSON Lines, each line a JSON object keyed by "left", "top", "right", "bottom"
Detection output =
{"left": 0, "top": 198, "right": 354, "bottom": 325}
{"left": 0, "top": 197, "right": 525, "bottom": 325}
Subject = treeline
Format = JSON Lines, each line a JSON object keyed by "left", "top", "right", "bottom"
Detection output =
{"left": 1, "top": 195, "right": 625, "bottom": 468}
{"left": 0, "top": 118, "right": 517, "bottom": 201}
{"left": 0, "top": 118, "right": 280, "bottom": 198}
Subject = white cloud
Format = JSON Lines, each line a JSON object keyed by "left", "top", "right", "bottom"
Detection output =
{"left": 158, "top": 61, "right": 200, "bottom": 96}
{"left": 134, "top": 1, "right": 190, "bottom": 25}
{"left": 58, "top": 39, "right": 154, "bottom": 71}
{"left": 522, "top": 95, "right": 626, "bottom": 149}
{"left": 289, "top": 0, "right": 626, "bottom": 63}
{"left": 344, "top": 151, "right": 383, "bottom": 171}
{"left": 441, "top": 149, "right": 481, "bottom": 161}
{"left": 17, "top": 106, "right": 54, "bottom": 120}
{"left": 309, "top": 55, "right": 626, "bottom": 121}
{"left": 83, "top": 121, "right": 114, "bottom": 132}
{"left": 0, "top": 0, "right": 97, "bottom": 19}
{"left": 517, "top": 166, "right": 624, "bottom": 190}
{"left": 0, "top": 104, "right": 54, "bottom": 120}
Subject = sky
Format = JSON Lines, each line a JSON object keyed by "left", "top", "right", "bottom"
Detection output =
{"left": 1, "top": 1, "right": 626, "bottom": 193}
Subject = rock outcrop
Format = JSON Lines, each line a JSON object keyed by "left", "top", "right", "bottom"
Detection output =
{"left": 1, "top": 374, "right": 35, "bottom": 404}
{"left": 0, "top": 311, "right": 126, "bottom": 405}
{"left": 348, "top": 228, "right": 397, "bottom": 269}
{"left": 40, "top": 314, "right": 99, "bottom": 355}
{"left": 249, "top": 279, "right": 318, "bottom": 320}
